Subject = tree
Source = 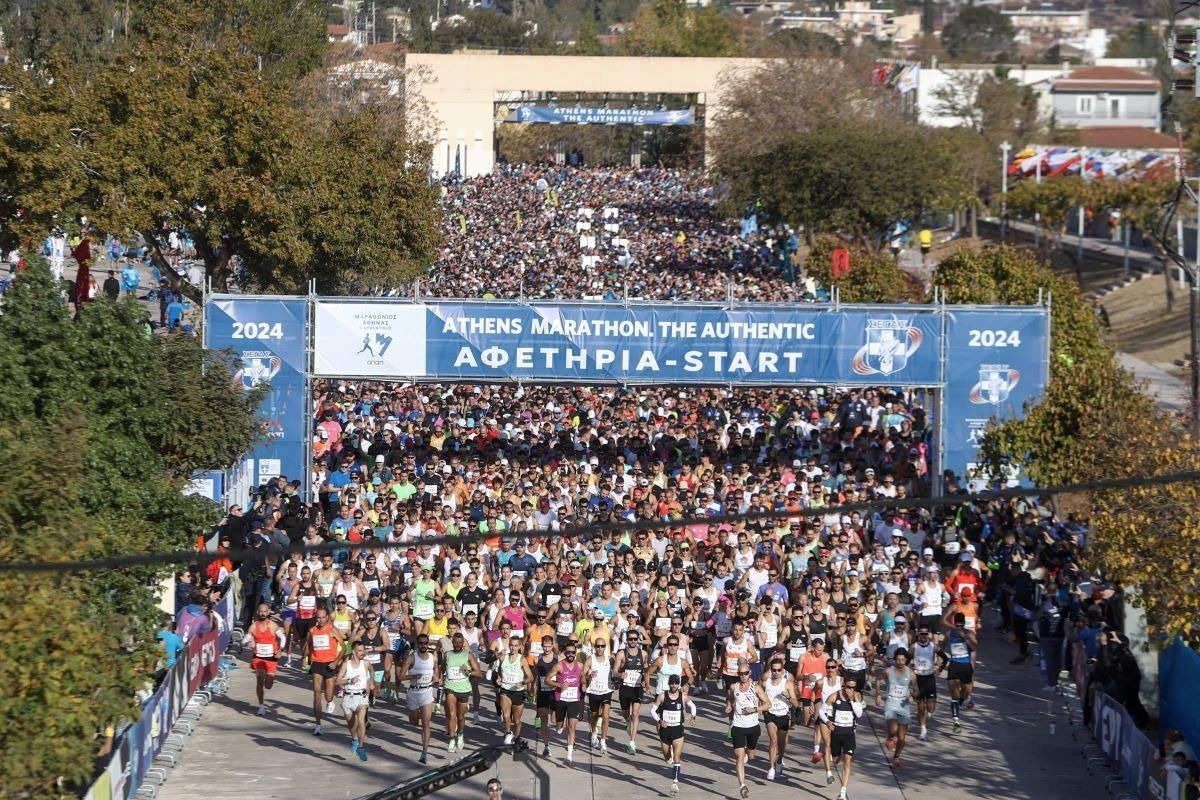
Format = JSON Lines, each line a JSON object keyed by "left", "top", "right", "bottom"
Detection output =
{"left": 431, "top": 10, "right": 555, "bottom": 52}
{"left": 721, "top": 120, "right": 965, "bottom": 246}
{"left": 572, "top": 18, "right": 608, "bottom": 55}
{"left": 0, "top": 258, "right": 262, "bottom": 795}
{"left": 1106, "top": 20, "right": 1163, "bottom": 60}
{"left": 0, "top": 0, "right": 126, "bottom": 71}
{"left": 615, "top": 0, "right": 738, "bottom": 57}
{"left": 941, "top": 7, "right": 1015, "bottom": 61}
{"left": 804, "top": 235, "right": 917, "bottom": 302}
{"left": 935, "top": 245, "right": 1200, "bottom": 646}
{"left": 708, "top": 56, "right": 897, "bottom": 167}
{"left": 767, "top": 27, "right": 842, "bottom": 56}
{"left": 0, "top": 0, "right": 441, "bottom": 295}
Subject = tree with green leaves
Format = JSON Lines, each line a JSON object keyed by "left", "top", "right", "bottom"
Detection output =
{"left": 804, "top": 235, "right": 917, "bottom": 302}
{"left": 616, "top": 0, "right": 738, "bottom": 57}
{"left": 941, "top": 7, "right": 1015, "bottom": 61}
{"left": 721, "top": 120, "right": 965, "bottom": 246}
{"left": 0, "top": 256, "right": 262, "bottom": 796}
{"left": 0, "top": 0, "right": 440, "bottom": 295}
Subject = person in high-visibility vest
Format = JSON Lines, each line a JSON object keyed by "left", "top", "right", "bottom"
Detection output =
{"left": 918, "top": 229, "right": 933, "bottom": 266}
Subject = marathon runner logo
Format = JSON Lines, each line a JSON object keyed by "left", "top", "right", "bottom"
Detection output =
{"left": 968, "top": 364, "right": 1021, "bottom": 405}
{"left": 851, "top": 318, "right": 923, "bottom": 377}
{"left": 233, "top": 352, "right": 282, "bottom": 390}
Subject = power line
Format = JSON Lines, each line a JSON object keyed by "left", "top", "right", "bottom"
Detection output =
{"left": 3, "top": 469, "right": 1199, "bottom": 575}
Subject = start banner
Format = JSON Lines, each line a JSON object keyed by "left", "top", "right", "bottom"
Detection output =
{"left": 312, "top": 301, "right": 946, "bottom": 385}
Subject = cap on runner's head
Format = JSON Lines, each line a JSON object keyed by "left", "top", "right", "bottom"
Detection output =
{"left": 966, "top": 543, "right": 977, "bottom": 552}
{"left": 922, "top": 548, "right": 934, "bottom": 556}
{"left": 894, "top": 615, "right": 907, "bottom": 623}
{"left": 960, "top": 552, "right": 973, "bottom": 562}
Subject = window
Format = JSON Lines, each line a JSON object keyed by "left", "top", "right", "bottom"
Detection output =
{"left": 1109, "top": 98, "right": 1122, "bottom": 119}
{"left": 1076, "top": 96, "right": 1094, "bottom": 115}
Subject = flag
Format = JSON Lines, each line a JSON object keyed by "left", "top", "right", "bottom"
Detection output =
{"left": 453, "top": 145, "right": 461, "bottom": 178}
{"left": 458, "top": 213, "right": 467, "bottom": 235}
{"left": 71, "top": 238, "right": 91, "bottom": 305}
{"left": 896, "top": 64, "right": 919, "bottom": 94}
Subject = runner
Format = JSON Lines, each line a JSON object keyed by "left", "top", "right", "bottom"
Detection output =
{"left": 797, "top": 636, "right": 828, "bottom": 764}
{"left": 651, "top": 673, "right": 698, "bottom": 797}
{"left": 583, "top": 637, "right": 614, "bottom": 754}
{"left": 877, "top": 647, "right": 916, "bottom": 769}
{"left": 496, "top": 634, "right": 534, "bottom": 745}
{"left": 381, "top": 595, "right": 410, "bottom": 702}
{"left": 943, "top": 611, "right": 978, "bottom": 730}
{"left": 442, "top": 631, "right": 482, "bottom": 754}
{"left": 647, "top": 635, "right": 695, "bottom": 698}
{"left": 353, "top": 611, "right": 390, "bottom": 707}
{"left": 727, "top": 663, "right": 770, "bottom": 798}
{"left": 288, "top": 566, "right": 320, "bottom": 667}
{"left": 819, "top": 675, "right": 864, "bottom": 800}
{"left": 533, "top": 634, "right": 559, "bottom": 758}
{"left": 614, "top": 628, "right": 649, "bottom": 754}
{"left": 911, "top": 625, "right": 948, "bottom": 740}
{"left": 398, "top": 633, "right": 439, "bottom": 764}
{"left": 762, "top": 655, "right": 799, "bottom": 781}
{"left": 546, "top": 640, "right": 584, "bottom": 766}
{"left": 242, "top": 603, "right": 285, "bottom": 716}
{"left": 276, "top": 563, "right": 300, "bottom": 667}
{"left": 304, "top": 607, "right": 345, "bottom": 736}
{"left": 337, "top": 640, "right": 374, "bottom": 761}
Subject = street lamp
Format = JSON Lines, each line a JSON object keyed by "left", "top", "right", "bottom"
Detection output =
{"left": 1000, "top": 140, "right": 1012, "bottom": 239}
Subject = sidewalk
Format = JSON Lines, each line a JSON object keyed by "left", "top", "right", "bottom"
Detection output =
{"left": 1117, "top": 351, "right": 1190, "bottom": 415}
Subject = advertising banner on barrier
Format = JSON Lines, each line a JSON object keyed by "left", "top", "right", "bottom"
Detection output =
{"left": 312, "top": 301, "right": 946, "bottom": 385}
{"left": 1092, "top": 691, "right": 1175, "bottom": 800}
{"left": 943, "top": 310, "right": 1050, "bottom": 486}
{"left": 205, "top": 298, "right": 309, "bottom": 496}
{"left": 186, "top": 628, "right": 221, "bottom": 696}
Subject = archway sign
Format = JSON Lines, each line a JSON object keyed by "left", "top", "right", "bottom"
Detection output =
{"left": 204, "top": 296, "right": 1050, "bottom": 502}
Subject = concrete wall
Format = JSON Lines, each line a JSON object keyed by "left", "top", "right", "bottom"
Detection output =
{"left": 406, "top": 53, "right": 769, "bottom": 177}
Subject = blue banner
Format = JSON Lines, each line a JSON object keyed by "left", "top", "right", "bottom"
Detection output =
{"left": 943, "top": 310, "right": 1050, "bottom": 487}
{"left": 205, "top": 298, "right": 308, "bottom": 490}
{"left": 507, "top": 106, "right": 695, "bottom": 126}
{"left": 313, "top": 301, "right": 945, "bottom": 385}
{"left": 1160, "top": 637, "right": 1200, "bottom": 769}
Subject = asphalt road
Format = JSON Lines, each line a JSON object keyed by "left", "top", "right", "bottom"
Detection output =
{"left": 156, "top": 616, "right": 1108, "bottom": 800}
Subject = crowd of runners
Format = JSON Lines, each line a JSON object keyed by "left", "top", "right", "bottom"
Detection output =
{"left": 198, "top": 166, "right": 1110, "bottom": 798}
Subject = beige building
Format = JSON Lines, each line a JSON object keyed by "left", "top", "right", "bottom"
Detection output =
{"left": 406, "top": 53, "right": 768, "bottom": 177}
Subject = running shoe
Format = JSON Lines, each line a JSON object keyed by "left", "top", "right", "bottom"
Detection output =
{"left": 257, "top": 704, "right": 266, "bottom": 716}
{"left": 542, "top": 745, "right": 551, "bottom": 758}
{"left": 767, "top": 767, "right": 776, "bottom": 781}
{"left": 419, "top": 751, "right": 428, "bottom": 764}
{"left": 826, "top": 771, "right": 835, "bottom": 785}
{"left": 776, "top": 760, "right": 784, "bottom": 778}
{"left": 357, "top": 746, "right": 368, "bottom": 762}
{"left": 918, "top": 728, "right": 928, "bottom": 741}
{"left": 448, "top": 738, "right": 457, "bottom": 754}
{"left": 591, "top": 733, "right": 600, "bottom": 747}
{"left": 670, "top": 781, "right": 679, "bottom": 796}
{"left": 313, "top": 724, "right": 323, "bottom": 737}
{"left": 739, "top": 784, "right": 750, "bottom": 799}
{"left": 599, "top": 738, "right": 607, "bottom": 754}
{"left": 504, "top": 733, "right": 514, "bottom": 745}
{"left": 627, "top": 740, "right": 637, "bottom": 754}
{"left": 350, "top": 739, "right": 360, "bottom": 753}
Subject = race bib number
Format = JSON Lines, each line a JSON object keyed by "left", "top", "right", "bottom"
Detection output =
{"left": 546, "top": 595, "right": 561, "bottom": 609}
{"left": 414, "top": 599, "right": 435, "bottom": 617}
{"left": 727, "top": 656, "right": 739, "bottom": 671}
{"left": 843, "top": 656, "right": 866, "bottom": 671}
{"left": 447, "top": 666, "right": 466, "bottom": 682}
{"left": 944, "top": 541, "right": 961, "bottom": 555}
{"left": 312, "top": 634, "right": 331, "bottom": 650}
{"left": 762, "top": 631, "right": 778, "bottom": 648}
{"left": 915, "top": 658, "right": 934, "bottom": 674}
{"left": 334, "top": 619, "right": 351, "bottom": 631}
{"left": 834, "top": 710, "right": 854, "bottom": 726}
{"left": 950, "top": 643, "right": 969, "bottom": 659}
{"left": 964, "top": 617, "right": 977, "bottom": 630}
{"left": 366, "top": 652, "right": 382, "bottom": 664}
{"left": 716, "top": 621, "right": 733, "bottom": 638}
{"left": 692, "top": 620, "right": 706, "bottom": 631}
{"left": 663, "top": 709, "right": 682, "bottom": 725}
{"left": 888, "top": 684, "right": 908, "bottom": 701}
{"left": 299, "top": 596, "right": 317, "bottom": 610}
{"left": 804, "top": 674, "right": 819, "bottom": 688}
{"left": 557, "top": 621, "right": 575, "bottom": 636}
{"left": 770, "top": 698, "right": 789, "bottom": 716}
{"left": 737, "top": 704, "right": 757, "bottom": 716}
{"left": 623, "top": 670, "right": 642, "bottom": 687}
{"left": 560, "top": 687, "right": 579, "bottom": 702}
{"left": 655, "top": 617, "right": 671, "bottom": 631}
{"left": 530, "top": 641, "right": 544, "bottom": 656}
{"left": 254, "top": 643, "right": 275, "bottom": 658}
{"left": 788, "top": 645, "right": 805, "bottom": 662}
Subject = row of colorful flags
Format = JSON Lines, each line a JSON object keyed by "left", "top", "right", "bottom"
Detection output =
{"left": 870, "top": 61, "right": 919, "bottom": 94}
{"left": 1006, "top": 146, "right": 1177, "bottom": 181}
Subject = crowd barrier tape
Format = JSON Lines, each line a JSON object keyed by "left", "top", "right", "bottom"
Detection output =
{"left": 83, "top": 595, "right": 231, "bottom": 800}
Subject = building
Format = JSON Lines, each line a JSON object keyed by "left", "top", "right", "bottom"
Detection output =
{"left": 1048, "top": 65, "right": 1161, "bottom": 129}
{"left": 406, "top": 53, "right": 769, "bottom": 177}
{"left": 1001, "top": 6, "right": 1090, "bottom": 38}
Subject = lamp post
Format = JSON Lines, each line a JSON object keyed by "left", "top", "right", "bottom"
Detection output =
{"left": 1000, "top": 140, "right": 1011, "bottom": 240}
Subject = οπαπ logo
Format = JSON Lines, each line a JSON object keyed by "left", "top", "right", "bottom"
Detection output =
{"left": 969, "top": 365, "right": 1020, "bottom": 405}
{"left": 852, "top": 318, "right": 923, "bottom": 377}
